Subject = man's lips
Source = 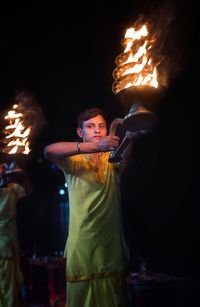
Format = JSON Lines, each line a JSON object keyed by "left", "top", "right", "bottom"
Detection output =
{"left": 93, "top": 136, "right": 101, "bottom": 140}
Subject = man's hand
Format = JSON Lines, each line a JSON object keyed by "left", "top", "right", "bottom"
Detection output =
{"left": 97, "top": 135, "right": 120, "bottom": 152}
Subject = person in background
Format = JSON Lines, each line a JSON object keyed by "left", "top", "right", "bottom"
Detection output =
{"left": 0, "top": 162, "right": 29, "bottom": 307}
{"left": 44, "top": 107, "right": 135, "bottom": 307}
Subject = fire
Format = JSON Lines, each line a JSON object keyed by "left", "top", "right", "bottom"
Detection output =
{"left": 3, "top": 104, "right": 31, "bottom": 154}
{"left": 112, "top": 23, "right": 159, "bottom": 94}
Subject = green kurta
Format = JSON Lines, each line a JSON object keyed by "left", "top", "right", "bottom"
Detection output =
{"left": 0, "top": 183, "right": 25, "bottom": 307}
{"left": 57, "top": 152, "right": 129, "bottom": 280}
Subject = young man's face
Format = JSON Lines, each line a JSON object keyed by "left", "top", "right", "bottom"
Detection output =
{"left": 77, "top": 114, "right": 107, "bottom": 142}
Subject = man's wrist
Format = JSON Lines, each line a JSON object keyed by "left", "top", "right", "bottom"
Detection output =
{"left": 77, "top": 142, "right": 81, "bottom": 153}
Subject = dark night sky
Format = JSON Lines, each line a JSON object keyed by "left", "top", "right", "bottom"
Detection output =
{"left": 0, "top": 0, "right": 197, "bottom": 145}
{"left": 0, "top": 0, "right": 199, "bottom": 279}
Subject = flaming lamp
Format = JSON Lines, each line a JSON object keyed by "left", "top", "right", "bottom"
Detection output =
{"left": 0, "top": 103, "right": 31, "bottom": 167}
{"left": 109, "top": 21, "right": 166, "bottom": 162}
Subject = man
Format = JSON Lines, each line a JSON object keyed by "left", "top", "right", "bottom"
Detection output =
{"left": 0, "top": 163, "right": 26, "bottom": 307}
{"left": 44, "top": 107, "right": 133, "bottom": 307}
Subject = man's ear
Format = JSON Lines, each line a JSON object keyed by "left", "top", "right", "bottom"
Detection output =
{"left": 77, "top": 127, "right": 83, "bottom": 138}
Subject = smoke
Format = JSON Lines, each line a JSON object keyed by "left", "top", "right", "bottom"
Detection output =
{"left": 12, "top": 89, "right": 47, "bottom": 143}
{"left": 131, "top": 1, "right": 190, "bottom": 86}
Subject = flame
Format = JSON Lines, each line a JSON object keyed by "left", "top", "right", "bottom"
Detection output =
{"left": 3, "top": 104, "right": 31, "bottom": 154}
{"left": 112, "top": 23, "right": 159, "bottom": 94}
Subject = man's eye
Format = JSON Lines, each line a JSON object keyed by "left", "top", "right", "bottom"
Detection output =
{"left": 99, "top": 125, "right": 105, "bottom": 129}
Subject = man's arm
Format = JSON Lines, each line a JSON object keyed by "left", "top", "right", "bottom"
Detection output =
{"left": 44, "top": 136, "right": 120, "bottom": 163}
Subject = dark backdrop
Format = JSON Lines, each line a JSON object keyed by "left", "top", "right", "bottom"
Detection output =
{"left": 0, "top": 0, "right": 199, "bottom": 283}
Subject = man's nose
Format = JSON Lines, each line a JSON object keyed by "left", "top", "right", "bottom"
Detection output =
{"left": 94, "top": 126, "right": 100, "bottom": 133}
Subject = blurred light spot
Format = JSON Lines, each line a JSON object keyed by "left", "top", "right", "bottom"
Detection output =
{"left": 59, "top": 188, "right": 65, "bottom": 195}
{"left": 50, "top": 163, "right": 57, "bottom": 169}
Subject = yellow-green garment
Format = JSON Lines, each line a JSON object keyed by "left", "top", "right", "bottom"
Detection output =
{"left": 57, "top": 152, "right": 131, "bottom": 306}
{"left": 0, "top": 183, "right": 25, "bottom": 307}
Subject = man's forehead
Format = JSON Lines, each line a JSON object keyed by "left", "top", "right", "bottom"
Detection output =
{"left": 84, "top": 115, "right": 106, "bottom": 125}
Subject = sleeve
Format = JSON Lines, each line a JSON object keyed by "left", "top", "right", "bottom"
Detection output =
{"left": 55, "top": 155, "right": 82, "bottom": 175}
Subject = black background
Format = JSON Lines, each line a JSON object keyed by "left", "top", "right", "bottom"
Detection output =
{"left": 0, "top": 0, "right": 199, "bottom": 282}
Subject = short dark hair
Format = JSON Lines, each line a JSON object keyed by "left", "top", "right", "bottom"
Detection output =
{"left": 77, "top": 107, "right": 107, "bottom": 128}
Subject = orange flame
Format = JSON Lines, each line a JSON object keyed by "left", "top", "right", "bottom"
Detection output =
{"left": 112, "top": 23, "right": 159, "bottom": 94}
{"left": 4, "top": 104, "right": 31, "bottom": 154}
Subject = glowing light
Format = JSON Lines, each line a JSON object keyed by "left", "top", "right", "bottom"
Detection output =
{"left": 112, "top": 22, "right": 159, "bottom": 94}
{"left": 59, "top": 188, "right": 65, "bottom": 196}
{"left": 3, "top": 104, "right": 31, "bottom": 154}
